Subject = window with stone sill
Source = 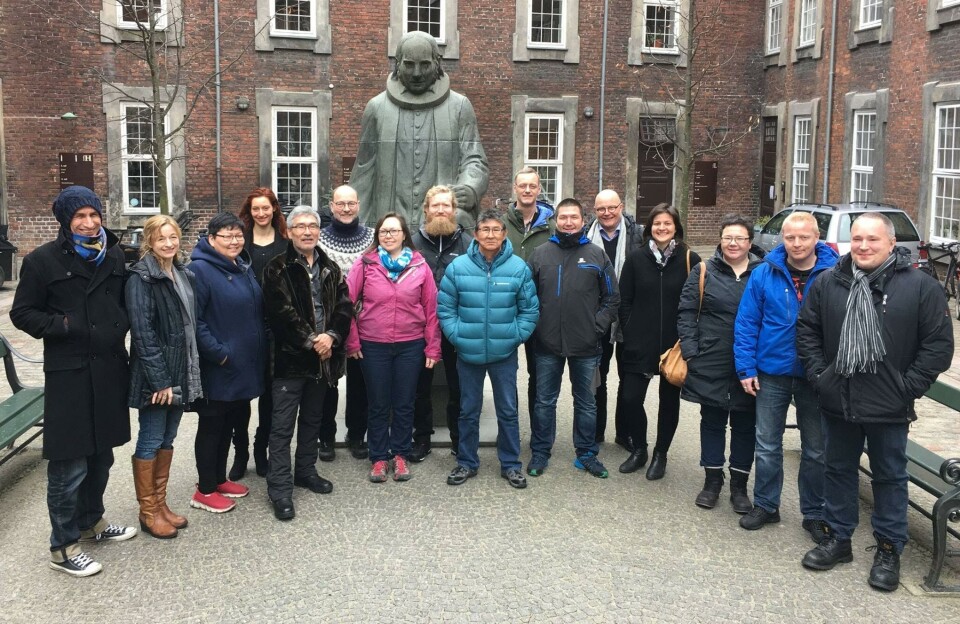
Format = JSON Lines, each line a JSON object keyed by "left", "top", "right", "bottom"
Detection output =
{"left": 641, "top": 0, "right": 679, "bottom": 54}
{"left": 850, "top": 111, "right": 877, "bottom": 202}
{"left": 273, "top": 107, "right": 318, "bottom": 209}
{"left": 767, "top": 0, "right": 783, "bottom": 54}
{"left": 529, "top": 0, "right": 566, "bottom": 48}
{"left": 255, "top": 0, "right": 330, "bottom": 53}
{"left": 271, "top": 0, "right": 316, "bottom": 38}
{"left": 117, "top": 0, "right": 167, "bottom": 30}
{"left": 859, "top": 0, "right": 883, "bottom": 29}
{"left": 792, "top": 116, "right": 812, "bottom": 202}
{"left": 101, "top": 0, "right": 182, "bottom": 44}
{"left": 121, "top": 104, "right": 169, "bottom": 214}
{"left": 524, "top": 114, "right": 564, "bottom": 205}
{"left": 927, "top": 0, "right": 960, "bottom": 31}
{"left": 406, "top": 0, "right": 445, "bottom": 43}
{"left": 388, "top": 0, "right": 458, "bottom": 59}
{"left": 799, "top": 0, "right": 817, "bottom": 47}
{"left": 931, "top": 104, "right": 960, "bottom": 241}
{"left": 513, "top": 0, "right": 580, "bottom": 62}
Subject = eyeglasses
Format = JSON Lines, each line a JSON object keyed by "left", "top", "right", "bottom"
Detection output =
{"left": 215, "top": 233, "right": 244, "bottom": 242}
{"left": 379, "top": 228, "right": 403, "bottom": 237}
{"left": 595, "top": 204, "right": 622, "bottom": 214}
{"left": 290, "top": 223, "right": 321, "bottom": 232}
{"left": 333, "top": 201, "right": 358, "bottom": 209}
{"left": 477, "top": 227, "right": 504, "bottom": 235}
{"left": 721, "top": 236, "right": 750, "bottom": 244}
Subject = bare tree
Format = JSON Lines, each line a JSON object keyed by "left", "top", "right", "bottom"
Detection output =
{"left": 631, "top": 0, "right": 761, "bottom": 226}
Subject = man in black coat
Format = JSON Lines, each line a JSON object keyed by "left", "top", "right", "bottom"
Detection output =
{"left": 408, "top": 185, "right": 472, "bottom": 461}
{"left": 796, "top": 213, "right": 954, "bottom": 592}
{"left": 261, "top": 207, "right": 353, "bottom": 521}
{"left": 11, "top": 186, "right": 137, "bottom": 577}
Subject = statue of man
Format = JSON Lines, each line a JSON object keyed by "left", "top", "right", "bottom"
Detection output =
{"left": 351, "top": 31, "right": 489, "bottom": 229}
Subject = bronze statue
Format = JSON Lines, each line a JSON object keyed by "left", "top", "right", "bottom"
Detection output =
{"left": 351, "top": 32, "right": 489, "bottom": 229}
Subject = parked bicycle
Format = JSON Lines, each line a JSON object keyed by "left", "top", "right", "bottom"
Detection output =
{"left": 917, "top": 240, "right": 960, "bottom": 320}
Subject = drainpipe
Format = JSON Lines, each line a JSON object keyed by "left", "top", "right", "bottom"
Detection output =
{"left": 213, "top": 0, "right": 224, "bottom": 212}
{"left": 598, "top": 0, "right": 610, "bottom": 191}
{"left": 821, "top": 0, "right": 839, "bottom": 203}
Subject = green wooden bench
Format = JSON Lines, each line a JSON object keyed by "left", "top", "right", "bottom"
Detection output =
{"left": 859, "top": 379, "right": 960, "bottom": 593}
{"left": 0, "top": 333, "right": 44, "bottom": 467}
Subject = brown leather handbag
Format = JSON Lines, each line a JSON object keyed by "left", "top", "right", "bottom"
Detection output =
{"left": 660, "top": 255, "right": 705, "bottom": 387}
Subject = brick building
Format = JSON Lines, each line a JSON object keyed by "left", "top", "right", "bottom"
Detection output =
{"left": 0, "top": 0, "right": 957, "bottom": 269}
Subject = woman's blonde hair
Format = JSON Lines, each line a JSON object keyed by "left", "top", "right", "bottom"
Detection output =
{"left": 140, "top": 214, "right": 183, "bottom": 261}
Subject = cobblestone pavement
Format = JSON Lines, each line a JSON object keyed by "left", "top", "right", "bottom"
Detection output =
{"left": 0, "top": 280, "right": 957, "bottom": 622}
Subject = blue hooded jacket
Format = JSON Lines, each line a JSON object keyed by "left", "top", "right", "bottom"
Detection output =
{"left": 437, "top": 238, "right": 539, "bottom": 365}
{"left": 189, "top": 237, "right": 267, "bottom": 401}
{"left": 734, "top": 241, "right": 839, "bottom": 379}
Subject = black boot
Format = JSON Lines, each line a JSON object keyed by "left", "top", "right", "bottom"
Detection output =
{"left": 253, "top": 445, "right": 268, "bottom": 477}
{"left": 645, "top": 451, "right": 667, "bottom": 480}
{"left": 728, "top": 469, "right": 752, "bottom": 514}
{"left": 618, "top": 445, "right": 648, "bottom": 474}
{"left": 868, "top": 534, "right": 901, "bottom": 591}
{"left": 694, "top": 468, "right": 724, "bottom": 509}
{"left": 228, "top": 448, "right": 249, "bottom": 481}
{"left": 802, "top": 534, "right": 853, "bottom": 571}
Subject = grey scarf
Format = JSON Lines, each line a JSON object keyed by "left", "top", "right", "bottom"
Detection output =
{"left": 836, "top": 252, "right": 897, "bottom": 377}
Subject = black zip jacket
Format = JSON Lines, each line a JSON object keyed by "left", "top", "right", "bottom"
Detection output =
{"left": 412, "top": 226, "right": 472, "bottom": 286}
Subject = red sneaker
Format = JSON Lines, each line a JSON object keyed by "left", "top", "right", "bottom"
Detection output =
{"left": 369, "top": 460, "right": 389, "bottom": 483}
{"left": 189, "top": 488, "right": 236, "bottom": 513}
{"left": 216, "top": 480, "right": 249, "bottom": 498}
{"left": 392, "top": 455, "right": 411, "bottom": 481}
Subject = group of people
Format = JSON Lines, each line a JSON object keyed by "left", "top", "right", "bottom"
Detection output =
{"left": 14, "top": 176, "right": 953, "bottom": 593}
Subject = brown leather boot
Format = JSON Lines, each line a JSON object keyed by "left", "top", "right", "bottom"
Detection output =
{"left": 132, "top": 456, "right": 178, "bottom": 539}
{"left": 155, "top": 448, "right": 188, "bottom": 529}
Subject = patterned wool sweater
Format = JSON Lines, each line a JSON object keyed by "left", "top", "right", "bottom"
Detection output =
{"left": 318, "top": 218, "right": 375, "bottom": 275}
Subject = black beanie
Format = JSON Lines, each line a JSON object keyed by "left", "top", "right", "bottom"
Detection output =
{"left": 52, "top": 186, "right": 103, "bottom": 231}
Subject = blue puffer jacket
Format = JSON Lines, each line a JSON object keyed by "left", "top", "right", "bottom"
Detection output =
{"left": 734, "top": 241, "right": 839, "bottom": 379}
{"left": 190, "top": 238, "right": 268, "bottom": 402}
{"left": 437, "top": 238, "right": 540, "bottom": 365}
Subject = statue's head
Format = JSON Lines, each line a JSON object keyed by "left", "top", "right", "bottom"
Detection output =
{"left": 393, "top": 31, "right": 444, "bottom": 96}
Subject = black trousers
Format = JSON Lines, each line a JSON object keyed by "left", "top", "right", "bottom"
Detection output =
{"left": 195, "top": 399, "right": 250, "bottom": 493}
{"left": 413, "top": 333, "right": 460, "bottom": 444}
{"left": 318, "top": 357, "right": 368, "bottom": 443}
{"left": 619, "top": 372, "right": 682, "bottom": 455}
{"left": 267, "top": 377, "right": 327, "bottom": 500}
{"left": 594, "top": 334, "right": 625, "bottom": 442}
{"left": 252, "top": 364, "right": 273, "bottom": 459}
{"left": 523, "top": 339, "right": 539, "bottom": 429}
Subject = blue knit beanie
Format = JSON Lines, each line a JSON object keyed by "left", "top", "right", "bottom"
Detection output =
{"left": 52, "top": 186, "right": 103, "bottom": 231}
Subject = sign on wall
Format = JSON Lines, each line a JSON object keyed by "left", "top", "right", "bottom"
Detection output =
{"left": 342, "top": 157, "right": 356, "bottom": 185}
{"left": 693, "top": 161, "right": 718, "bottom": 207}
{"left": 59, "top": 153, "right": 94, "bottom": 191}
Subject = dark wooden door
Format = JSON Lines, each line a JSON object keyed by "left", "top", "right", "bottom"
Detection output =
{"left": 760, "top": 117, "right": 778, "bottom": 217}
{"left": 636, "top": 144, "right": 673, "bottom": 223}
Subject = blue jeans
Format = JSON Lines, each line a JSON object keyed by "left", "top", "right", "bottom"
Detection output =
{"left": 822, "top": 416, "right": 909, "bottom": 552}
{"left": 48, "top": 448, "right": 114, "bottom": 551}
{"left": 135, "top": 405, "right": 184, "bottom": 459}
{"left": 531, "top": 351, "right": 601, "bottom": 459}
{"left": 699, "top": 405, "right": 756, "bottom": 472}
{"left": 359, "top": 339, "right": 425, "bottom": 462}
{"left": 457, "top": 351, "right": 521, "bottom": 472}
{"left": 753, "top": 373, "right": 825, "bottom": 517}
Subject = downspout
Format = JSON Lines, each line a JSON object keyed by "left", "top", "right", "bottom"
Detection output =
{"left": 821, "top": 0, "right": 839, "bottom": 203}
{"left": 598, "top": 0, "right": 610, "bottom": 191}
{"left": 213, "top": 0, "right": 224, "bottom": 212}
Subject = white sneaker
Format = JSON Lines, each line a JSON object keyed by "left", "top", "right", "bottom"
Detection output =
{"left": 79, "top": 523, "right": 138, "bottom": 543}
{"left": 49, "top": 551, "right": 103, "bottom": 577}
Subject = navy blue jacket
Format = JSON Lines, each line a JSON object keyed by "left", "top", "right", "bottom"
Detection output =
{"left": 189, "top": 238, "right": 267, "bottom": 402}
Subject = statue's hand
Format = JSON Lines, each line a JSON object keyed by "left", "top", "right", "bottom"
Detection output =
{"left": 450, "top": 184, "right": 475, "bottom": 209}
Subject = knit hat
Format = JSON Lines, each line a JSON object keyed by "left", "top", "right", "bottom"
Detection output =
{"left": 52, "top": 186, "right": 103, "bottom": 231}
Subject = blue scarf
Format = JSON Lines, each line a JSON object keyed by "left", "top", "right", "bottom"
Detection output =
{"left": 72, "top": 228, "right": 108, "bottom": 266}
{"left": 378, "top": 246, "right": 412, "bottom": 281}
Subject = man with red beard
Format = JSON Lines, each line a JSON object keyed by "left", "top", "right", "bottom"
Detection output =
{"left": 409, "top": 185, "right": 473, "bottom": 461}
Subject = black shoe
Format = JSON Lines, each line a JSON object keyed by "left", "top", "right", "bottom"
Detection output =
{"left": 728, "top": 470, "right": 752, "bottom": 515}
{"left": 408, "top": 440, "right": 432, "bottom": 463}
{"left": 614, "top": 436, "right": 636, "bottom": 453}
{"left": 318, "top": 441, "right": 336, "bottom": 462}
{"left": 346, "top": 438, "right": 369, "bottom": 460}
{"left": 739, "top": 505, "right": 780, "bottom": 530}
{"left": 294, "top": 474, "right": 333, "bottom": 494}
{"left": 802, "top": 518, "right": 829, "bottom": 544}
{"left": 802, "top": 537, "right": 853, "bottom": 570}
{"left": 645, "top": 452, "right": 667, "bottom": 480}
{"left": 271, "top": 498, "right": 295, "bottom": 521}
{"left": 253, "top": 447, "right": 268, "bottom": 477}
{"left": 618, "top": 446, "right": 649, "bottom": 474}
{"left": 228, "top": 450, "right": 249, "bottom": 481}
{"left": 446, "top": 465, "right": 478, "bottom": 486}
{"left": 694, "top": 468, "right": 724, "bottom": 509}
{"left": 867, "top": 537, "right": 901, "bottom": 591}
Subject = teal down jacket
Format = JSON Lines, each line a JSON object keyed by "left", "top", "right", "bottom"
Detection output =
{"left": 437, "top": 238, "right": 540, "bottom": 365}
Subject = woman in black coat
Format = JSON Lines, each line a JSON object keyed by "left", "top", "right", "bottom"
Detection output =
{"left": 677, "top": 214, "right": 762, "bottom": 512}
{"left": 617, "top": 203, "right": 701, "bottom": 480}
{"left": 126, "top": 215, "right": 202, "bottom": 539}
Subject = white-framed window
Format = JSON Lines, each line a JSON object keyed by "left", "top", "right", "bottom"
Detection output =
{"left": 524, "top": 114, "right": 564, "bottom": 205}
{"left": 932, "top": 104, "right": 960, "bottom": 240}
{"left": 850, "top": 111, "right": 877, "bottom": 203}
{"left": 529, "top": 0, "right": 566, "bottom": 49}
{"left": 272, "top": 107, "right": 318, "bottom": 208}
{"left": 121, "top": 104, "right": 169, "bottom": 214}
{"left": 117, "top": 0, "right": 167, "bottom": 30}
{"left": 271, "top": 0, "right": 316, "bottom": 37}
{"left": 405, "top": 0, "right": 445, "bottom": 43}
{"left": 792, "top": 116, "right": 812, "bottom": 202}
{"left": 767, "top": 0, "right": 783, "bottom": 53}
{"left": 859, "top": 0, "right": 883, "bottom": 28}
{"left": 799, "top": 0, "right": 817, "bottom": 47}
{"left": 641, "top": 0, "right": 679, "bottom": 53}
